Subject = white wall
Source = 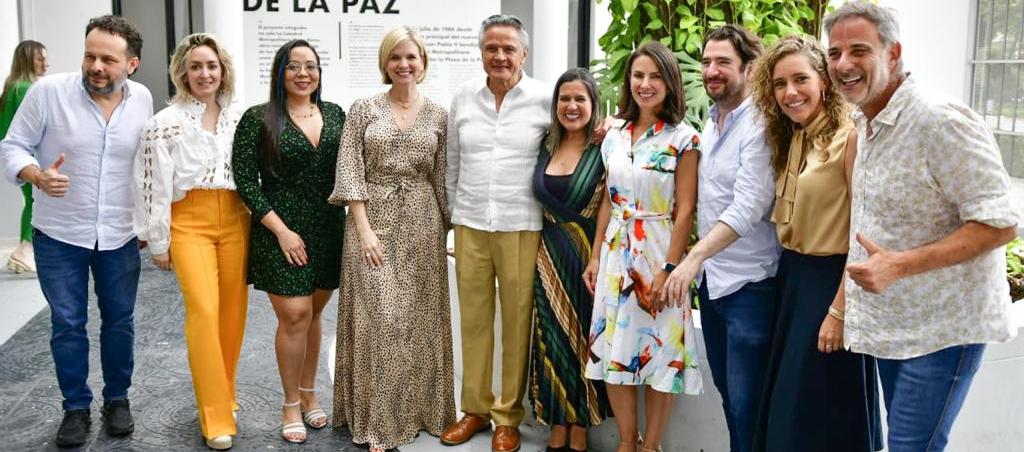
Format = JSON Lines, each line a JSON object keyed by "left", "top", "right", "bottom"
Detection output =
{"left": 0, "top": 0, "right": 19, "bottom": 85}
{"left": 17, "top": 0, "right": 110, "bottom": 75}
{"left": 531, "top": 0, "right": 570, "bottom": 84}
{"left": 874, "top": 0, "right": 973, "bottom": 103}
{"left": 202, "top": 0, "right": 247, "bottom": 108}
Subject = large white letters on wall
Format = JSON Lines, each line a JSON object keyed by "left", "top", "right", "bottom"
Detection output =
{"left": 241, "top": 0, "right": 500, "bottom": 109}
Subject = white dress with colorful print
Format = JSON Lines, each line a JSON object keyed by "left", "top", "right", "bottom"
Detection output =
{"left": 585, "top": 120, "right": 703, "bottom": 395}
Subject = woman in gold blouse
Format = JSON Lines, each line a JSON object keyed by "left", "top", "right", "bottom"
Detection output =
{"left": 749, "top": 35, "right": 880, "bottom": 452}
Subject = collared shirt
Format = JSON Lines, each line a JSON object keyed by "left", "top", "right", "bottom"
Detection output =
{"left": 1, "top": 72, "right": 153, "bottom": 250}
{"left": 845, "top": 76, "right": 1019, "bottom": 359}
{"left": 772, "top": 112, "right": 854, "bottom": 255}
{"left": 445, "top": 73, "right": 551, "bottom": 232}
{"left": 698, "top": 97, "right": 781, "bottom": 300}
{"left": 133, "top": 97, "right": 240, "bottom": 255}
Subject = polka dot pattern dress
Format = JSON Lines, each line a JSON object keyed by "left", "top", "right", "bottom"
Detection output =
{"left": 232, "top": 102, "right": 346, "bottom": 296}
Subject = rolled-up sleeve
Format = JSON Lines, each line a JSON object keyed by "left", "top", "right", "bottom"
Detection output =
{"left": 717, "top": 132, "right": 775, "bottom": 237}
{"left": 929, "top": 105, "right": 1019, "bottom": 229}
{"left": 1, "top": 83, "right": 45, "bottom": 185}
{"left": 444, "top": 96, "right": 461, "bottom": 216}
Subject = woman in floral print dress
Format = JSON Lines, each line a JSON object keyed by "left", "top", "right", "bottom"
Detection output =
{"left": 583, "top": 41, "right": 702, "bottom": 452}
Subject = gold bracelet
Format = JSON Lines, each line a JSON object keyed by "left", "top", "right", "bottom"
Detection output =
{"left": 828, "top": 306, "right": 845, "bottom": 321}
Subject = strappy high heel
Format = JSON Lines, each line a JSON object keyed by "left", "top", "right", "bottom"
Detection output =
{"left": 298, "top": 387, "right": 328, "bottom": 429}
{"left": 281, "top": 400, "right": 307, "bottom": 443}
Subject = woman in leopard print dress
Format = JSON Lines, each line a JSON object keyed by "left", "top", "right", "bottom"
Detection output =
{"left": 328, "top": 26, "right": 455, "bottom": 452}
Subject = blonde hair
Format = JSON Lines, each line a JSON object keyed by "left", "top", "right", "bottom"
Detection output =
{"left": 377, "top": 26, "right": 429, "bottom": 84}
{"left": 751, "top": 35, "right": 850, "bottom": 174}
{"left": 168, "top": 33, "right": 235, "bottom": 104}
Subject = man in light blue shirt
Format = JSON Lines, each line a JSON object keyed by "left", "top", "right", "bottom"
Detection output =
{"left": 662, "top": 25, "right": 780, "bottom": 452}
{"left": 0, "top": 16, "right": 151, "bottom": 448}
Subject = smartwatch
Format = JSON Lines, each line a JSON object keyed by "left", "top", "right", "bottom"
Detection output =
{"left": 662, "top": 262, "right": 677, "bottom": 273}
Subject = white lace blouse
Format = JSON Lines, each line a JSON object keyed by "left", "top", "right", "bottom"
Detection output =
{"left": 133, "top": 98, "right": 239, "bottom": 255}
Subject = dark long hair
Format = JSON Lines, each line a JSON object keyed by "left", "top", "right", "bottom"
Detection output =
{"left": 258, "top": 39, "right": 323, "bottom": 178}
{"left": 616, "top": 41, "right": 685, "bottom": 125}
{"left": 547, "top": 68, "right": 600, "bottom": 153}
{"left": 1, "top": 40, "right": 45, "bottom": 109}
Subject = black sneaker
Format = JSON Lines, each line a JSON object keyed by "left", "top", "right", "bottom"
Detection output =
{"left": 56, "top": 409, "right": 91, "bottom": 448}
{"left": 101, "top": 399, "right": 134, "bottom": 436}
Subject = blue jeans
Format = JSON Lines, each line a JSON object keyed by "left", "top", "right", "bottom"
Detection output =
{"left": 698, "top": 277, "right": 777, "bottom": 452}
{"left": 877, "top": 344, "right": 985, "bottom": 452}
{"left": 34, "top": 230, "right": 140, "bottom": 411}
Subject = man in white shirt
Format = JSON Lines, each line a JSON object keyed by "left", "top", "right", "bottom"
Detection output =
{"left": 0, "top": 15, "right": 152, "bottom": 448}
{"left": 440, "top": 14, "right": 550, "bottom": 452}
{"left": 661, "top": 25, "right": 780, "bottom": 452}
{"left": 825, "top": 3, "right": 1019, "bottom": 450}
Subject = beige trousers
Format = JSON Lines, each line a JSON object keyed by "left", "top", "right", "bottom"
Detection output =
{"left": 453, "top": 225, "right": 540, "bottom": 427}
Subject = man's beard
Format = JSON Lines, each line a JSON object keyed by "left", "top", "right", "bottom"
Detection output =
{"left": 82, "top": 69, "right": 127, "bottom": 95}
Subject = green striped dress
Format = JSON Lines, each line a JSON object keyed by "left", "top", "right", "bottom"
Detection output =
{"left": 529, "top": 143, "right": 612, "bottom": 427}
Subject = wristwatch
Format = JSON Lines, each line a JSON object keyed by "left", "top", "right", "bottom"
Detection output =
{"left": 662, "top": 262, "right": 677, "bottom": 273}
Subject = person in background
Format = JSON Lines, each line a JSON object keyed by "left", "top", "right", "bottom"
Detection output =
{"left": 133, "top": 33, "right": 247, "bottom": 451}
{"left": 584, "top": 41, "right": 702, "bottom": 452}
{"left": 748, "top": 34, "right": 881, "bottom": 452}
{"left": 328, "top": 25, "right": 455, "bottom": 452}
{"left": 529, "top": 67, "right": 611, "bottom": 452}
{"left": 0, "top": 39, "right": 47, "bottom": 273}
{"left": 825, "top": 3, "right": 1019, "bottom": 450}
{"left": 0, "top": 15, "right": 151, "bottom": 448}
{"left": 232, "top": 39, "right": 345, "bottom": 444}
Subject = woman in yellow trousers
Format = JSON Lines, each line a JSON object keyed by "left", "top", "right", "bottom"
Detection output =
{"left": 133, "top": 33, "right": 248, "bottom": 451}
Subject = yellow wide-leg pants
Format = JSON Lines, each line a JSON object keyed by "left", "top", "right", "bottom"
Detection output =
{"left": 454, "top": 225, "right": 540, "bottom": 427}
{"left": 169, "top": 189, "right": 250, "bottom": 439}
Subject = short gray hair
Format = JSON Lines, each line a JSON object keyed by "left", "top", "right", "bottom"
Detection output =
{"left": 478, "top": 14, "right": 530, "bottom": 50}
{"left": 824, "top": 1, "right": 900, "bottom": 47}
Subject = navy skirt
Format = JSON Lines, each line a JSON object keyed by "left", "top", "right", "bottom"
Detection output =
{"left": 752, "top": 249, "right": 882, "bottom": 452}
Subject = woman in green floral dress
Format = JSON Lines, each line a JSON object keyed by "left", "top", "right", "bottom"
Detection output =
{"left": 232, "top": 39, "right": 345, "bottom": 444}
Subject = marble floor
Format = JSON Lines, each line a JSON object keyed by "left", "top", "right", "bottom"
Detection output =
{"left": 0, "top": 252, "right": 553, "bottom": 451}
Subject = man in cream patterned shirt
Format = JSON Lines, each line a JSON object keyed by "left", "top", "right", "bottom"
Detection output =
{"left": 825, "top": 3, "right": 1020, "bottom": 451}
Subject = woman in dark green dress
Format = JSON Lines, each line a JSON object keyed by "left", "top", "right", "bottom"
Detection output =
{"left": 232, "top": 39, "right": 345, "bottom": 444}
{"left": 529, "top": 68, "right": 611, "bottom": 452}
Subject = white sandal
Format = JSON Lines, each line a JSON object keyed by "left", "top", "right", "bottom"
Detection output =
{"left": 281, "top": 400, "right": 307, "bottom": 443}
{"left": 298, "top": 387, "right": 328, "bottom": 429}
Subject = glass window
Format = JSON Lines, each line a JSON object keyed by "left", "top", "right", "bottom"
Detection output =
{"left": 972, "top": 0, "right": 1024, "bottom": 177}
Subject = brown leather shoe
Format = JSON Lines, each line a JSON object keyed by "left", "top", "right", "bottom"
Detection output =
{"left": 440, "top": 413, "right": 491, "bottom": 446}
{"left": 492, "top": 425, "right": 520, "bottom": 452}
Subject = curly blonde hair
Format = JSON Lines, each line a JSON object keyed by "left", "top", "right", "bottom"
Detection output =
{"left": 752, "top": 35, "right": 849, "bottom": 174}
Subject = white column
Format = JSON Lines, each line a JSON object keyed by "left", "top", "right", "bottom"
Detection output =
{"left": 203, "top": 2, "right": 248, "bottom": 107}
{"left": 0, "top": 0, "right": 20, "bottom": 84}
{"left": 531, "top": 0, "right": 569, "bottom": 84}
{"left": 591, "top": 0, "right": 612, "bottom": 64}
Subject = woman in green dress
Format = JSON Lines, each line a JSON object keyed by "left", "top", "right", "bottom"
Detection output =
{"left": 232, "top": 39, "right": 345, "bottom": 444}
{"left": 529, "top": 68, "right": 611, "bottom": 452}
{"left": 1, "top": 40, "right": 47, "bottom": 273}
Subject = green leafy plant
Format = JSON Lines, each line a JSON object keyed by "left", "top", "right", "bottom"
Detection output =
{"left": 1008, "top": 237, "right": 1023, "bottom": 302}
{"left": 592, "top": 0, "right": 830, "bottom": 129}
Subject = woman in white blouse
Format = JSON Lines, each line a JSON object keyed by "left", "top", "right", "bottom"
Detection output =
{"left": 133, "top": 33, "right": 248, "bottom": 451}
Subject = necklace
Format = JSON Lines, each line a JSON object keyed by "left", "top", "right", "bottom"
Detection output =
{"left": 389, "top": 92, "right": 420, "bottom": 120}
{"left": 289, "top": 103, "right": 317, "bottom": 120}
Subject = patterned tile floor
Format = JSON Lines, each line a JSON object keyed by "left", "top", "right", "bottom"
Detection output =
{"left": 0, "top": 260, "right": 552, "bottom": 451}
